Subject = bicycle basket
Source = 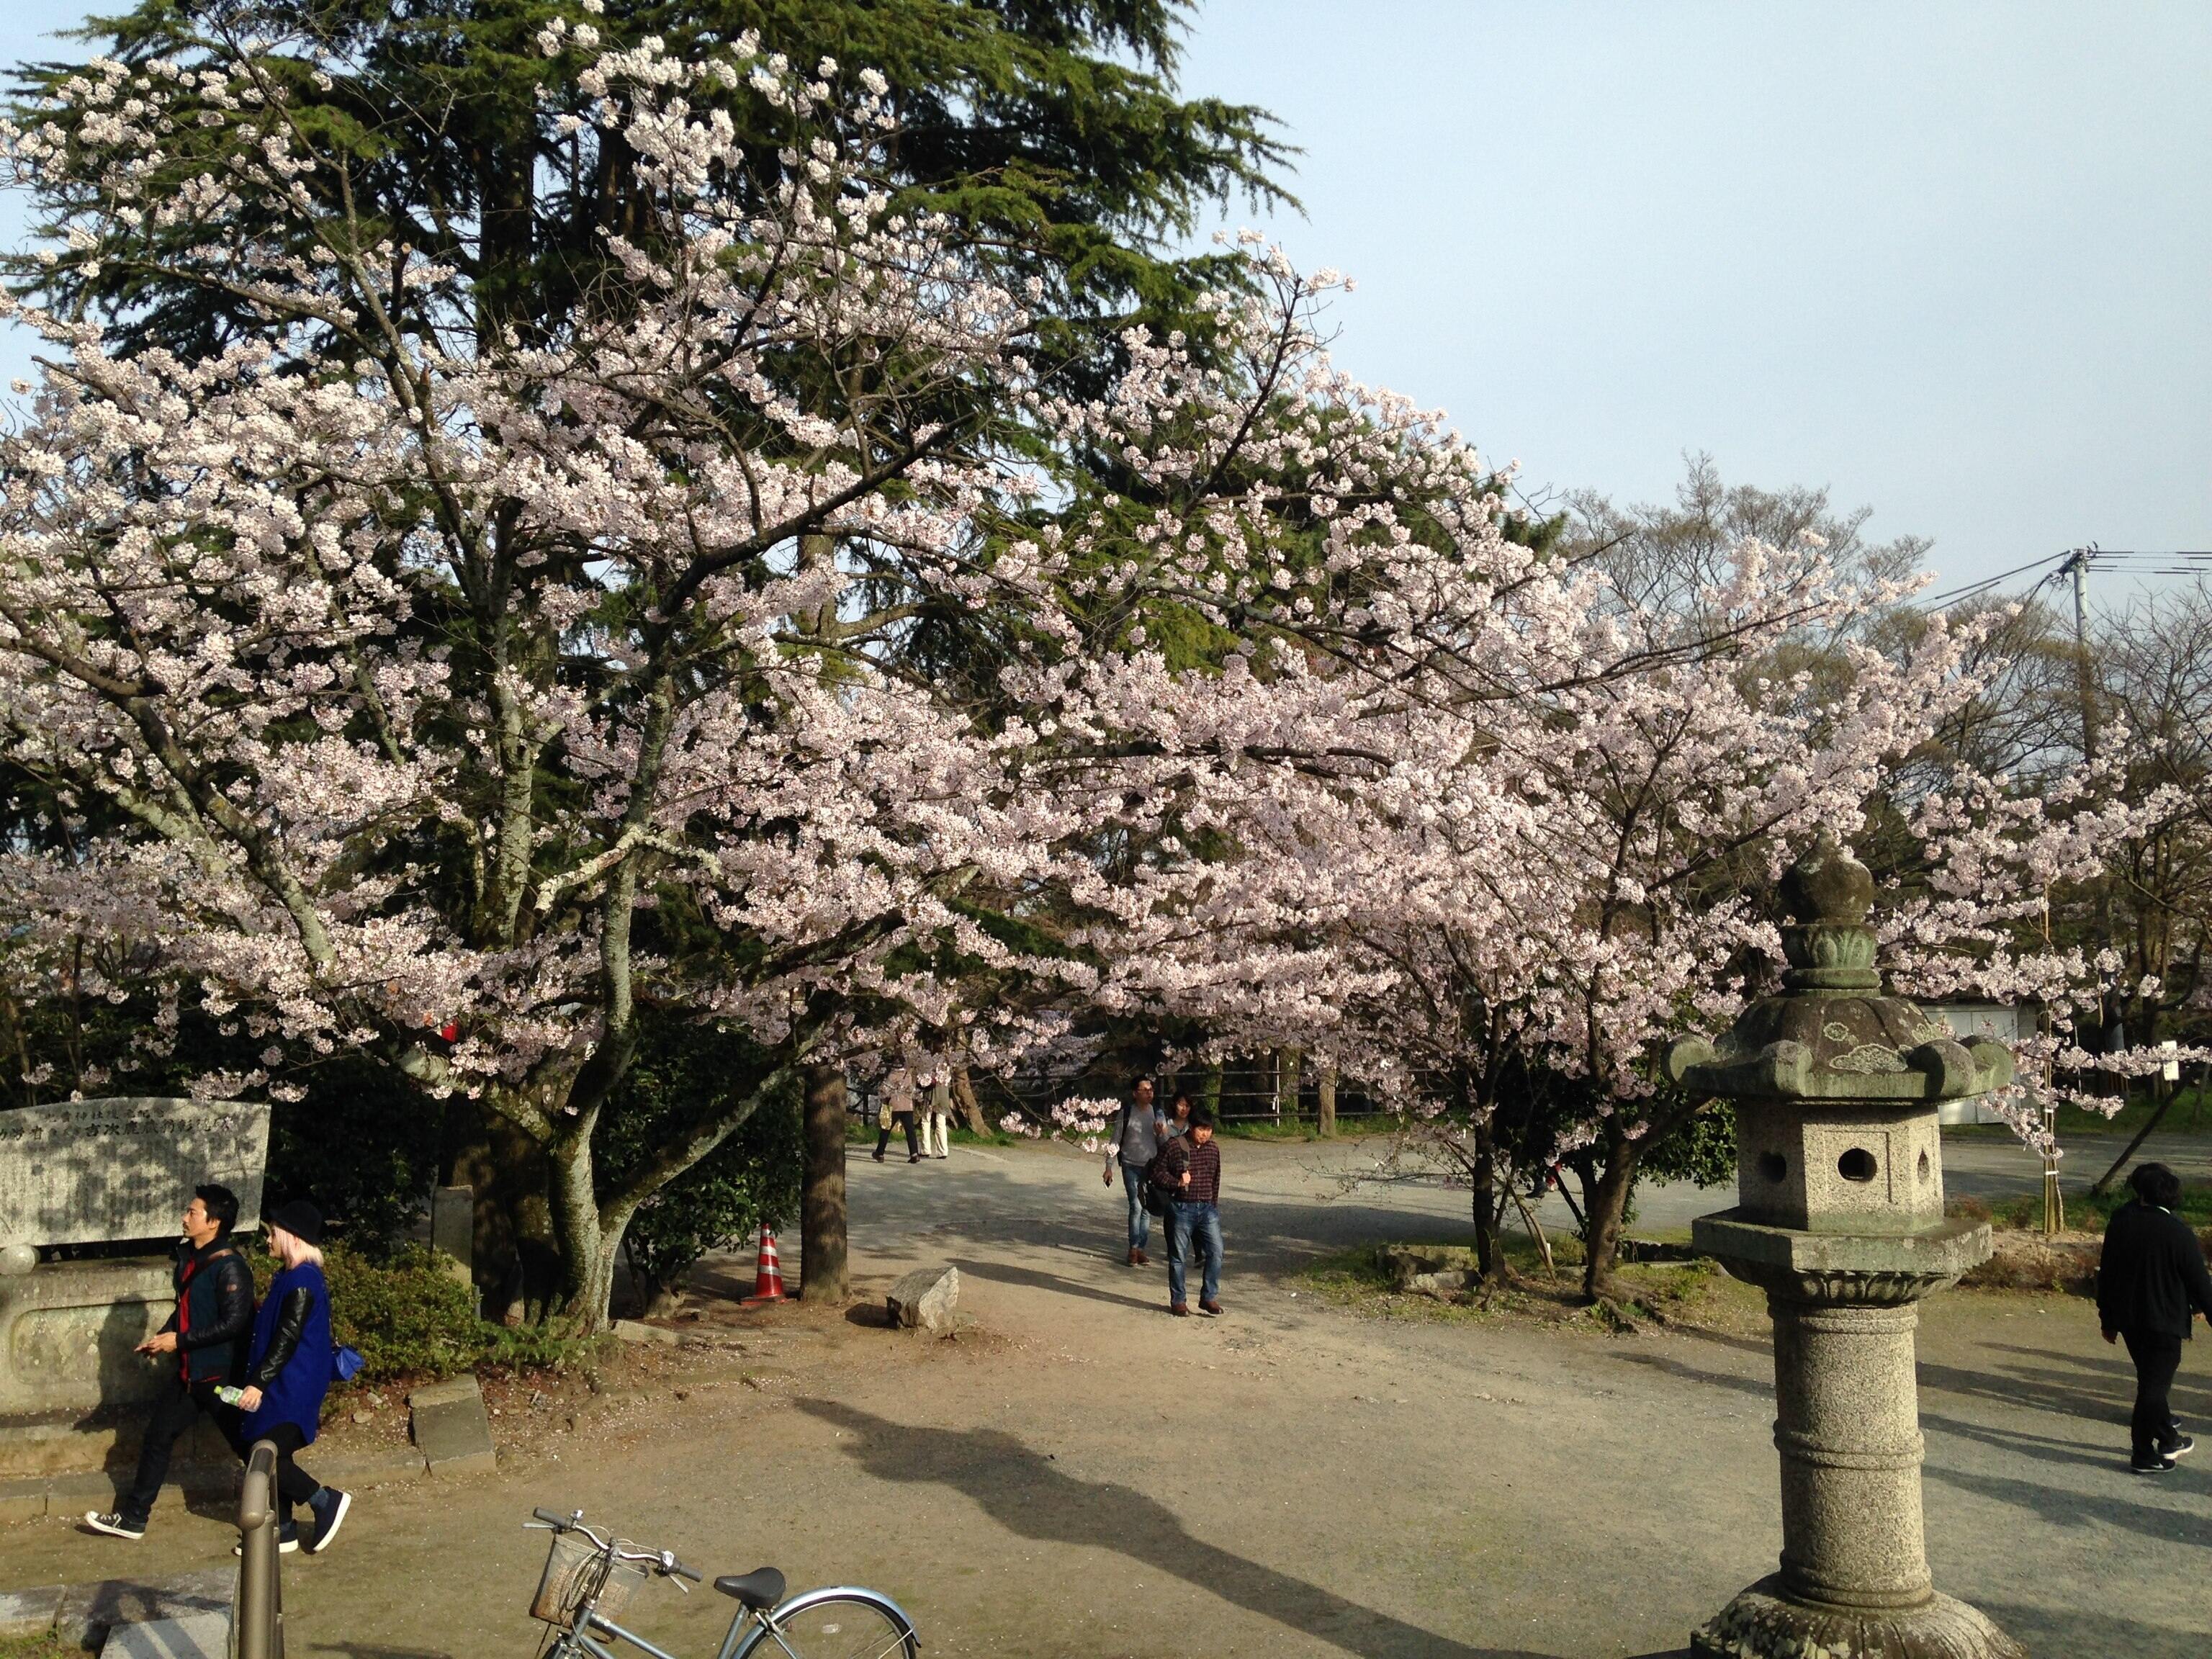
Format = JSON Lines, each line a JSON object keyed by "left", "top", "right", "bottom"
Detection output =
{"left": 531, "top": 1532, "right": 649, "bottom": 1630}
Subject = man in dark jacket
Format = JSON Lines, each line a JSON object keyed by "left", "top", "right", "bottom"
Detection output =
{"left": 2096, "top": 1161, "right": 2212, "bottom": 1473}
{"left": 85, "top": 1184, "right": 255, "bottom": 1539}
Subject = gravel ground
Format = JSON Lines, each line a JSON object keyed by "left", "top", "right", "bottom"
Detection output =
{"left": 0, "top": 1131, "right": 2203, "bottom": 1659}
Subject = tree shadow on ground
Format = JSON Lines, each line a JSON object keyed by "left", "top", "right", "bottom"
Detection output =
{"left": 796, "top": 1399, "right": 1562, "bottom": 1659}
{"left": 1609, "top": 1348, "right": 1773, "bottom": 1402}
{"left": 1975, "top": 1599, "right": 2211, "bottom": 1659}
{"left": 952, "top": 1257, "right": 1164, "bottom": 1313}
{"left": 1971, "top": 1338, "right": 2212, "bottom": 1413}
{"left": 1914, "top": 1354, "right": 2211, "bottom": 1426}
{"left": 1923, "top": 1461, "right": 2212, "bottom": 1547}
{"left": 1919, "top": 1410, "right": 2122, "bottom": 1473}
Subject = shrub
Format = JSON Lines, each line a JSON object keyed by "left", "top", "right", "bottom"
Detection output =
{"left": 323, "top": 1241, "right": 483, "bottom": 1380}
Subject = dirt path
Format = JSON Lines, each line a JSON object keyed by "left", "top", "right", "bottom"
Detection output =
{"left": 3, "top": 1137, "right": 2205, "bottom": 1658}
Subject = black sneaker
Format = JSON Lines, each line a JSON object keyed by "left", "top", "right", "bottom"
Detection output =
{"left": 2162, "top": 1434, "right": 2196, "bottom": 1460}
{"left": 304, "top": 1487, "right": 352, "bottom": 1553}
{"left": 84, "top": 1512, "right": 145, "bottom": 1540}
{"left": 2130, "top": 1453, "right": 2176, "bottom": 1475}
{"left": 233, "top": 1521, "right": 301, "bottom": 1556}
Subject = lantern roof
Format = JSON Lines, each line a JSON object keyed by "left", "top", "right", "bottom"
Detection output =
{"left": 1665, "top": 832, "right": 2014, "bottom": 1105}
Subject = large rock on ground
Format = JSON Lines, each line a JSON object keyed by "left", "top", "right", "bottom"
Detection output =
{"left": 410, "top": 1373, "right": 496, "bottom": 1476}
{"left": 1380, "top": 1244, "right": 1480, "bottom": 1299}
{"left": 886, "top": 1267, "right": 959, "bottom": 1334}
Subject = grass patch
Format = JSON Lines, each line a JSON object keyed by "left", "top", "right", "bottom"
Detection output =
{"left": 1216, "top": 1115, "right": 1398, "bottom": 1142}
{"left": 0, "top": 1630, "right": 76, "bottom": 1659}
{"left": 1964, "top": 1180, "right": 2212, "bottom": 1235}
{"left": 1945, "top": 1084, "right": 2212, "bottom": 1144}
{"left": 1299, "top": 1236, "right": 1763, "bottom": 1336}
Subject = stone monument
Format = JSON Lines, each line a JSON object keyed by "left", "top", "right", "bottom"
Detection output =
{"left": 0, "top": 1099, "right": 269, "bottom": 1469}
{"left": 1666, "top": 834, "right": 2026, "bottom": 1659}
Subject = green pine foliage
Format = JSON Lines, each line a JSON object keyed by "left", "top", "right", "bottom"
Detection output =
{"left": 13, "top": 0, "right": 1292, "bottom": 377}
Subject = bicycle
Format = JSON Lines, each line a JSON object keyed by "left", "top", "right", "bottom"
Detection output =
{"left": 525, "top": 1507, "right": 919, "bottom": 1659}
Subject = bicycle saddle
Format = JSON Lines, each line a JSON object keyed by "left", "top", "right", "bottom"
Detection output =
{"left": 713, "top": 1568, "right": 786, "bottom": 1609}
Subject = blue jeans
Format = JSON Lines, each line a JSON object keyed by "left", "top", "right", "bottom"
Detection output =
{"left": 1119, "top": 1161, "right": 1152, "bottom": 1251}
{"left": 1169, "top": 1201, "right": 1222, "bottom": 1306}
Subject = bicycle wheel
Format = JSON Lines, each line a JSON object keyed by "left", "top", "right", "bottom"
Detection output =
{"left": 737, "top": 1589, "right": 917, "bottom": 1659}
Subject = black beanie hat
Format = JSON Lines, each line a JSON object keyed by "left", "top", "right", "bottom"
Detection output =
{"left": 265, "top": 1199, "right": 325, "bottom": 1246}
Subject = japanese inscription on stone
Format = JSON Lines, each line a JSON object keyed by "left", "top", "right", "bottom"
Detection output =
{"left": 0, "top": 1098, "right": 270, "bottom": 1248}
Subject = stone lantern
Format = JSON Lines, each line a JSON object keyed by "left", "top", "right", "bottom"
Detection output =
{"left": 1667, "top": 832, "right": 2025, "bottom": 1659}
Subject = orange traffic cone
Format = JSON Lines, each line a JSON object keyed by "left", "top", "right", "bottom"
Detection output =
{"left": 741, "top": 1226, "right": 786, "bottom": 1305}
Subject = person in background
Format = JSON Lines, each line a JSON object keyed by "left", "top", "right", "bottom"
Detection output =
{"left": 235, "top": 1200, "right": 353, "bottom": 1553}
{"left": 86, "top": 1185, "right": 254, "bottom": 1541}
{"left": 1161, "top": 1090, "right": 1194, "bottom": 1141}
{"left": 873, "top": 1064, "right": 922, "bottom": 1164}
{"left": 919, "top": 1066, "right": 953, "bottom": 1161}
{"left": 1156, "top": 1106, "right": 1224, "bottom": 1317}
{"left": 1102, "top": 1076, "right": 1163, "bottom": 1266}
{"left": 2097, "top": 1161, "right": 2212, "bottom": 1473}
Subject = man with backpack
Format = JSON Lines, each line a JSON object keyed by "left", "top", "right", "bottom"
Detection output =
{"left": 86, "top": 1184, "right": 255, "bottom": 1540}
{"left": 1102, "top": 1076, "right": 1164, "bottom": 1265}
{"left": 1154, "top": 1107, "right": 1224, "bottom": 1317}
{"left": 2097, "top": 1161, "right": 2212, "bottom": 1473}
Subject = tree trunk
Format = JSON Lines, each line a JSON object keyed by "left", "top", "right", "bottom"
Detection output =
{"left": 801, "top": 1063, "right": 850, "bottom": 1303}
{"left": 1316, "top": 1065, "right": 1337, "bottom": 1138}
{"left": 1580, "top": 1138, "right": 1641, "bottom": 1302}
{"left": 451, "top": 1103, "right": 560, "bottom": 1325}
{"left": 1278, "top": 1048, "right": 1302, "bottom": 1129}
{"left": 950, "top": 1064, "right": 989, "bottom": 1135}
{"left": 1469, "top": 1120, "right": 1506, "bottom": 1285}
{"left": 547, "top": 1128, "right": 619, "bottom": 1334}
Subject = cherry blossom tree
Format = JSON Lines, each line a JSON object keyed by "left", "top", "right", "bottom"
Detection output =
{"left": 0, "top": 33, "right": 1114, "bottom": 1325}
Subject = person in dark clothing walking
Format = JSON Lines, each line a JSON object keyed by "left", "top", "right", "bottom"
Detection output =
{"left": 86, "top": 1184, "right": 254, "bottom": 1539}
{"left": 2096, "top": 1161, "right": 2212, "bottom": 1473}
{"left": 235, "top": 1200, "right": 352, "bottom": 1554}
{"left": 1155, "top": 1107, "right": 1224, "bottom": 1318}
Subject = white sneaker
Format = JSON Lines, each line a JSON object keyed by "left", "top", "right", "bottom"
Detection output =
{"left": 233, "top": 1520, "right": 301, "bottom": 1555}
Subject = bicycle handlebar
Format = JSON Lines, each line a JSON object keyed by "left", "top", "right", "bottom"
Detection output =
{"left": 526, "top": 1509, "right": 700, "bottom": 1581}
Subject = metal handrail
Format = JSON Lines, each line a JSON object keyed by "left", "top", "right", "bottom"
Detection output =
{"left": 236, "top": 1440, "right": 285, "bottom": 1659}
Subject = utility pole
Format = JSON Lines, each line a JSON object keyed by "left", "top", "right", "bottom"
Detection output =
{"left": 2062, "top": 544, "right": 2099, "bottom": 760}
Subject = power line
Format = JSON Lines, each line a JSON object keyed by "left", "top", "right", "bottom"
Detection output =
{"left": 1917, "top": 546, "right": 2211, "bottom": 611}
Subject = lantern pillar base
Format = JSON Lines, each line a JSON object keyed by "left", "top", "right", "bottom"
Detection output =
{"left": 1690, "top": 1576, "right": 2025, "bottom": 1659}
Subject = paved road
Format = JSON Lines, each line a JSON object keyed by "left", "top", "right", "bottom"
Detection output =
{"left": 827, "top": 1132, "right": 2212, "bottom": 1658}
{"left": 967, "top": 1125, "right": 2212, "bottom": 1249}
{"left": 6, "top": 1129, "right": 2199, "bottom": 1659}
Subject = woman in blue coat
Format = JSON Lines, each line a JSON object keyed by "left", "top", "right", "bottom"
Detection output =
{"left": 235, "top": 1201, "right": 352, "bottom": 1554}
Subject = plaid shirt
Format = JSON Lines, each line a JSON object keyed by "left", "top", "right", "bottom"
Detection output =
{"left": 1159, "top": 1135, "right": 1221, "bottom": 1205}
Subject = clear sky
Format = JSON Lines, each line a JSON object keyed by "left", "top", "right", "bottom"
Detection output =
{"left": 4, "top": 1, "right": 2207, "bottom": 598}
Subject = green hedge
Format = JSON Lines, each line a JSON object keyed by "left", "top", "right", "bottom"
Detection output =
{"left": 252, "top": 1240, "right": 588, "bottom": 1385}
{"left": 324, "top": 1242, "right": 481, "bottom": 1380}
